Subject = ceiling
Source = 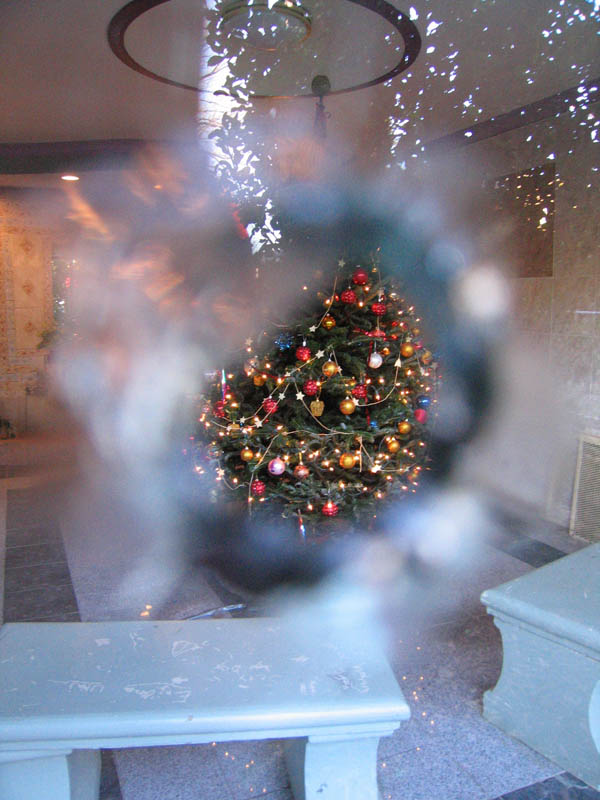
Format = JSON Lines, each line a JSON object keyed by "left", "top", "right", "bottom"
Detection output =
{"left": 0, "top": 0, "right": 598, "bottom": 182}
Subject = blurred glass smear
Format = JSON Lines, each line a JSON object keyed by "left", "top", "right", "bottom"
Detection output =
{"left": 36, "top": 0, "right": 597, "bottom": 625}
{"left": 46, "top": 138, "right": 511, "bottom": 622}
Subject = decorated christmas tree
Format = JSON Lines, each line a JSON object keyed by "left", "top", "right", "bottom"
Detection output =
{"left": 196, "top": 257, "right": 437, "bottom": 531}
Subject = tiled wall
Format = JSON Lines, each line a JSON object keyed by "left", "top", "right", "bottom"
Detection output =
{"left": 457, "top": 106, "right": 600, "bottom": 525}
{"left": 0, "top": 195, "right": 53, "bottom": 433}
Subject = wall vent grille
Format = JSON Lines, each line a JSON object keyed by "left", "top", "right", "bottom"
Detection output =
{"left": 570, "top": 433, "right": 600, "bottom": 542}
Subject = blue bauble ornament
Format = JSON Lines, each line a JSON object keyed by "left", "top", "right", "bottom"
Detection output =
{"left": 369, "top": 420, "right": 379, "bottom": 429}
{"left": 275, "top": 332, "right": 294, "bottom": 351}
{"left": 416, "top": 395, "right": 431, "bottom": 409}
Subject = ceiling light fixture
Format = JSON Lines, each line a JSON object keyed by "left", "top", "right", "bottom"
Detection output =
{"left": 61, "top": 174, "right": 80, "bottom": 181}
{"left": 220, "top": 1, "right": 311, "bottom": 51}
{"left": 108, "top": 0, "right": 421, "bottom": 98}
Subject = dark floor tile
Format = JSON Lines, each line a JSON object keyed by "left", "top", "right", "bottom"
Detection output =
{"left": 492, "top": 536, "right": 567, "bottom": 568}
{"left": 5, "top": 524, "right": 64, "bottom": 549}
{"left": 100, "top": 750, "right": 123, "bottom": 800}
{"left": 6, "top": 487, "right": 60, "bottom": 529}
{"left": 3, "top": 583, "right": 79, "bottom": 622}
{"left": 4, "top": 560, "right": 72, "bottom": 594}
{"left": 4, "top": 540, "right": 67, "bottom": 569}
{"left": 496, "top": 773, "right": 600, "bottom": 799}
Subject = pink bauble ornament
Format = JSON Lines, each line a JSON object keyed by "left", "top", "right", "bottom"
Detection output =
{"left": 268, "top": 457, "right": 286, "bottom": 476}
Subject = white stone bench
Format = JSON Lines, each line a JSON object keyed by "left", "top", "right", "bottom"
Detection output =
{"left": 481, "top": 542, "right": 600, "bottom": 789}
{"left": 0, "top": 618, "right": 409, "bottom": 800}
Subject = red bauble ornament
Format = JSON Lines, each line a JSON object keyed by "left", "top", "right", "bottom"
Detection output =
{"left": 341, "top": 288, "right": 357, "bottom": 304}
{"left": 214, "top": 400, "right": 226, "bottom": 418}
{"left": 294, "top": 464, "right": 310, "bottom": 479}
{"left": 251, "top": 480, "right": 266, "bottom": 496}
{"left": 303, "top": 380, "right": 319, "bottom": 396}
{"left": 371, "top": 302, "right": 387, "bottom": 316}
{"left": 352, "top": 268, "right": 368, "bottom": 286}
{"left": 296, "top": 345, "right": 311, "bottom": 362}
{"left": 262, "top": 398, "right": 278, "bottom": 414}
{"left": 322, "top": 501, "right": 339, "bottom": 517}
{"left": 414, "top": 408, "right": 428, "bottom": 424}
{"left": 351, "top": 383, "right": 367, "bottom": 399}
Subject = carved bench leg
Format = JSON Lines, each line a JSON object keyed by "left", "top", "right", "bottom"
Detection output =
{"left": 0, "top": 749, "right": 101, "bottom": 800}
{"left": 484, "top": 616, "right": 600, "bottom": 790}
{"left": 285, "top": 734, "right": 382, "bottom": 800}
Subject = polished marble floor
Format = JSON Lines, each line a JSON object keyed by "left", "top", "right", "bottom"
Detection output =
{"left": 1, "top": 468, "right": 599, "bottom": 800}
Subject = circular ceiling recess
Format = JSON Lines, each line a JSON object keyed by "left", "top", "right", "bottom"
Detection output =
{"left": 107, "top": 0, "right": 421, "bottom": 98}
{"left": 220, "top": 1, "right": 312, "bottom": 51}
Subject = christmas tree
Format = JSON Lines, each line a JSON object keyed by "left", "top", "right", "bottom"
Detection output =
{"left": 196, "top": 258, "right": 436, "bottom": 530}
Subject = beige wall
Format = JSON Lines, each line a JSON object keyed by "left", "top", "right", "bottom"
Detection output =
{"left": 452, "top": 105, "right": 600, "bottom": 525}
{"left": 0, "top": 194, "right": 53, "bottom": 433}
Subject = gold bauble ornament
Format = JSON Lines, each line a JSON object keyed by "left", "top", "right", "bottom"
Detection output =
{"left": 421, "top": 350, "right": 433, "bottom": 365}
{"left": 253, "top": 374, "right": 267, "bottom": 386}
{"left": 397, "top": 421, "right": 412, "bottom": 435}
{"left": 400, "top": 343, "right": 415, "bottom": 358}
{"left": 322, "top": 315, "right": 336, "bottom": 331}
{"left": 310, "top": 400, "right": 325, "bottom": 417}
{"left": 229, "top": 423, "right": 241, "bottom": 436}
{"left": 339, "top": 452, "right": 357, "bottom": 469}
{"left": 381, "top": 346, "right": 390, "bottom": 356}
{"left": 387, "top": 438, "right": 401, "bottom": 454}
{"left": 240, "top": 447, "right": 254, "bottom": 462}
{"left": 339, "top": 397, "right": 356, "bottom": 415}
{"left": 412, "top": 327, "right": 421, "bottom": 336}
{"left": 322, "top": 360, "right": 338, "bottom": 378}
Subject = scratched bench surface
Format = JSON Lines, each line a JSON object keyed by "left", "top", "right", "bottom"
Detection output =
{"left": 0, "top": 619, "right": 409, "bottom": 741}
{"left": 481, "top": 542, "right": 600, "bottom": 652}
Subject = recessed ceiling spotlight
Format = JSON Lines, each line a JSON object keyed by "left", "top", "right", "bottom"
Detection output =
{"left": 61, "top": 174, "right": 80, "bottom": 181}
{"left": 220, "top": 1, "right": 312, "bottom": 51}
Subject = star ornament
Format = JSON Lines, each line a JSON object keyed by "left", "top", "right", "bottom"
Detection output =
{"left": 255, "top": 419, "right": 263, "bottom": 428}
{"left": 394, "top": 358, "right": 402, "bottom": 367}
{"left": 278, "top": 392, "right": 286, "bottom": 401}
{"left": 296, "top": 391, "right": 305, "bottom": 401}
{"left": 316, "top": 350, "right": 325, "bottom": 358}
{"left": 309, "top": 325, "right": 317, "bottom": 332}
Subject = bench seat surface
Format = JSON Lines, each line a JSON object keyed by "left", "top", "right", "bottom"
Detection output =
{"left": 0, "top": 619, "right": 409, "bottom": 745}
{"left": 481, "top": 543, "right": 600, "bottom": 653}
